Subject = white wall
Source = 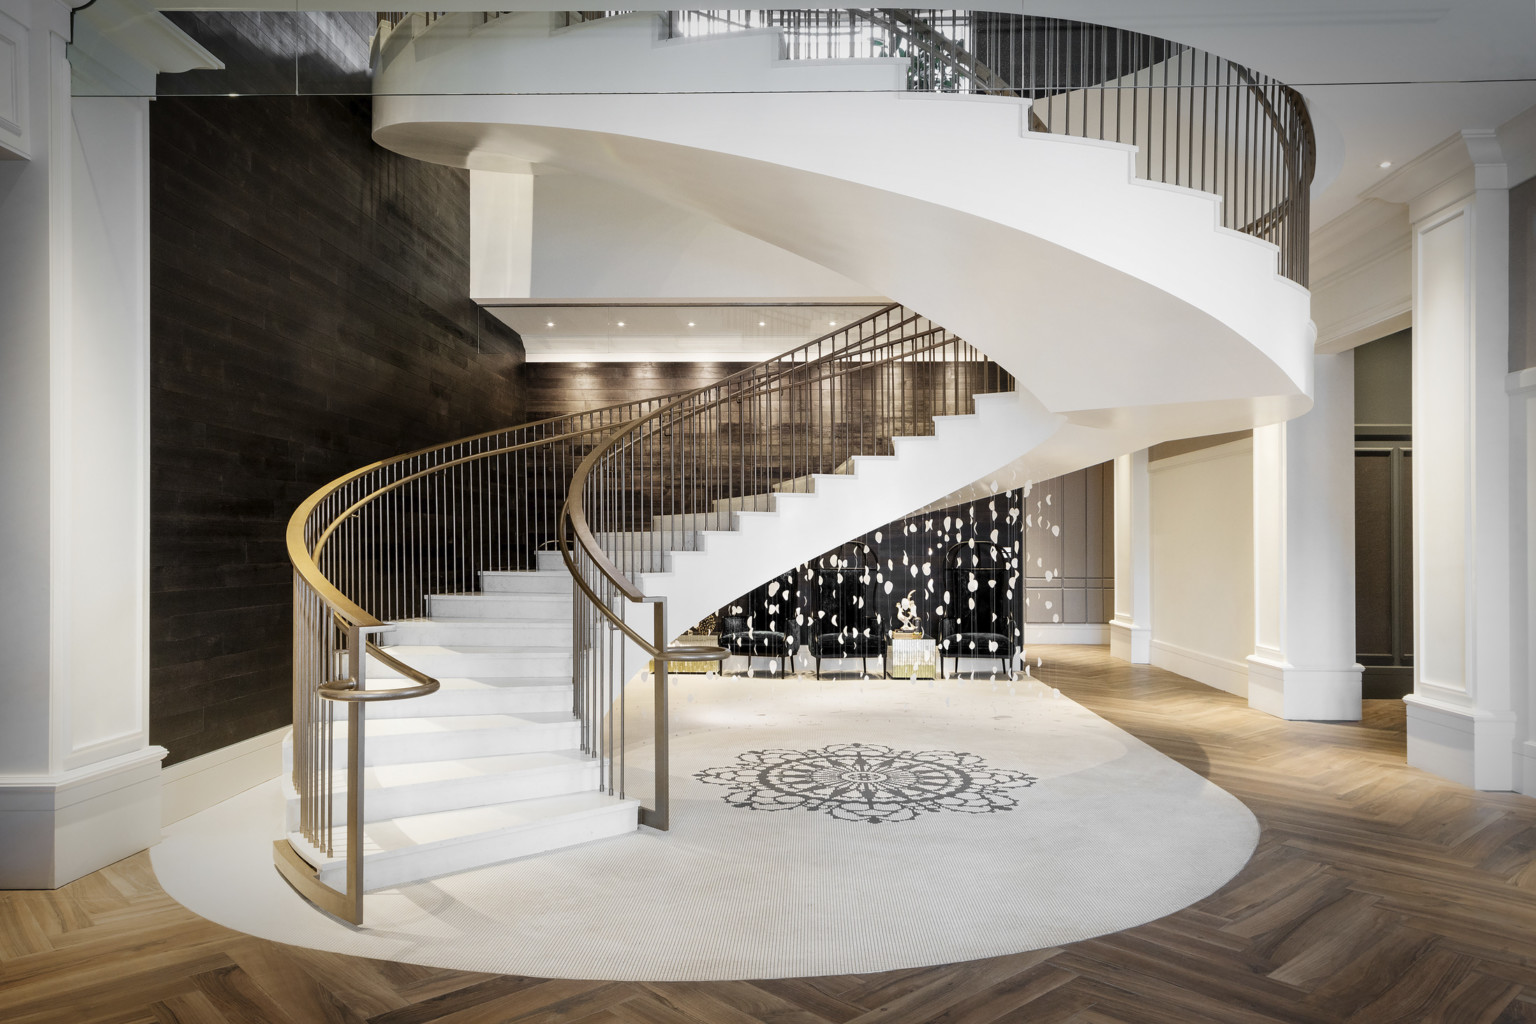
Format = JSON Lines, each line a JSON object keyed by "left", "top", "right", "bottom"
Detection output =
{"left": 1148, "top": 439, "right": 1255, "bottom": 696}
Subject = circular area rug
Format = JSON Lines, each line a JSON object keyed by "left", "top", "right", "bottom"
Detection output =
{"left": 151, "top": 671, "right": 1257, "bottom": 981}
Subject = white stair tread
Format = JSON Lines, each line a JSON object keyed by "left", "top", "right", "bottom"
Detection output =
{"left": 375, "top": 644, "right": 574, "bottom": 656}
{"left": 307, "top": 790, "right": 634, "bottom": 862}
{"left": 389, "top": 616, "right": 565, "bottom": 628}
{"left": 356, "top": 750, "right": 593, "bottom": 791}
{"left": 349, "top": 712, "right": 575, "bottom": 737}
{"left": 421, "top": 675, "right": 570, "bottom": 692}
{"left": 371, "top": 791, "right": 630, "bottom": 852}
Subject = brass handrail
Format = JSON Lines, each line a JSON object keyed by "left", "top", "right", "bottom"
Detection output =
{"left": 565, "top": 325, "right": 954, "bottom": 605}
{"left": 279, "top": 304, "right": 910, "bottom": 921}
{"left": 560, "top": 307, "right": 1014, "bottom": 832}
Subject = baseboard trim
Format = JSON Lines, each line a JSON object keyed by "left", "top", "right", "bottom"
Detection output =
{"left": 1024, "top": 623, "right": 1109, "bottom": 645}
{"left": 1149, "top": 639, "right": 1249, "bottom": 697}
{"left": 0, "top": 746, "right": 167, "bottom": 888}
{"left": 161, "top": 727, "right": 288, "bottom": 825}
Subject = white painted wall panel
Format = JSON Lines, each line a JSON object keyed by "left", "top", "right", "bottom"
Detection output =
{"left": 1149, "top": 442, "right": 1254, "bottom": 691}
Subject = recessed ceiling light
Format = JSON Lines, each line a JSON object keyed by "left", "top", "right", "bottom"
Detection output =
{"left": 687, "top": 322, "right": 696, "bottom": 327}
{"left": 617, "top": 321, "right": 626, "bottom": 327}
{"left": 829, "top": 320, "right": 837, "bottom": 326}
{"left": 546, "top": 321, "right": 555, "bottom": 327}
{"left": 1379, "top": 160, "right": 1392, "bottom": 169}
{"left": 758, "top": 321, "right": 766, "bottom": 327}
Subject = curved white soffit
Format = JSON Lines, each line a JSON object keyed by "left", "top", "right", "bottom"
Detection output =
{"left": 379, "top": 104, "right": 1310, "bottom": 415}
{"left": 374, "top": 17, "right": 1313, "bottom": 418}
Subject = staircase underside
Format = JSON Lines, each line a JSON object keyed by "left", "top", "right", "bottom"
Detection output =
{"left": 370, "top": 11, "right": 1316, "bottom": 497}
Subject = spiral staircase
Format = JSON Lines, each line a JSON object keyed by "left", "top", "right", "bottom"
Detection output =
{"left": 274, "top": 10, "right": 1318, "bottom": 923}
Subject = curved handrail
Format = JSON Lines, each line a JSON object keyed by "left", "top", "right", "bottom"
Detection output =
{"left": 559, "top": 306, "right": 1014, "bottom": 831}
{"left": 564, "top": 323, "right": 953, "bottom": 606}
{"left": 319, "top": 642, "right": 441, "bottom": 703}
{"left": 286, "top": 301, "right": 907, "bottom": 633}
{"left": 280, "top": 303, "right": 911, "bottom": 907}
{"left": 660, "top": 9, "right": 1315, "bottom": 285}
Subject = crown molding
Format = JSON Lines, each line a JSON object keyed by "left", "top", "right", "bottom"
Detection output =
{"left": 70, "top": 0, "right": 221, "bottom": 97}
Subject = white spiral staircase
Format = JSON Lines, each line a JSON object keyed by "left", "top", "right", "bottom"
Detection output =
{"left": 274, "top": 10, "right": 1318, "bottom": 921}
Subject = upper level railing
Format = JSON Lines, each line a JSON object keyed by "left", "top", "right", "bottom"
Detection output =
{"left": 664, "top": 9, "right": 1314, "bottom": 286}
{"left": 437, "top": 8, "right": 1306, "bottom": 286}
{"left": 559, "top": 305, "right": 1014, "bottom": 829}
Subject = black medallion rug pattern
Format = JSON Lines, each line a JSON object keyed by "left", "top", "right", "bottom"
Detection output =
{"left": 694, "top": 742, "right": 1037, "bottom": 823}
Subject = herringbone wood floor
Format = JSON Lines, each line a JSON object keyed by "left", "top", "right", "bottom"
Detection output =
{"left": 6, "top": 647, "right": 1536, "bottom": 1023}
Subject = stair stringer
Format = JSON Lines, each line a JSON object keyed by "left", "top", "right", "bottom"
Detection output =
{"left": 622, "top": 390, "right": 1061, "bottom": 647}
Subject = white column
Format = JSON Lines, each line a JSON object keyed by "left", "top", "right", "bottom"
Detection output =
{"left": 1403, "top": 130, "right": 1516, "bottom": 790}
{"left": 1109, "top": 449, "right": 1151, "bottom": 663}
{"left": 1247, "top": 352, "right": 1363, "bottom": 720}
{"left": 0, "top": 0, "right": 216, "bottom": 887}
{"left": 1513, "top": 368, "right": 1536, "bottom": 795}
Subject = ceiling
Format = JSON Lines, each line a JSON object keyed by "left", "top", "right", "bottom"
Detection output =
{"left": 489, "top": 303, "right": 891, "bottom": 361}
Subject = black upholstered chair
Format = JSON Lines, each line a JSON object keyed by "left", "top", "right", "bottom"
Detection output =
{"left": 811, "top": 621, "right": 884, "bottom": 678}
{"left": 939, "top": 542, "right": 1018, "bottom": 677}
{"left": 807, "top": 554, "right": 883, "bottom": 678}
{"left": 718, "top": 611, "right": 799, "bottom": 678}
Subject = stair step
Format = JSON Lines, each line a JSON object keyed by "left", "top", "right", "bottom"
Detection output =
{"left": 282, "top": 749, "right": 601, "bottom": 824}
{"left": 651, "top": 509, "right": 735, "bottom": 532}
{"left": 593, "top": 529, "right": 703, "bottom": 552}
{"left": 426, "top": 592, "right": 569, "bottom": 620}
{"left": 296, "top": 790, "right": 640, "bottom": 891}
{"left": 363, "top": 676, "right": 571, "bottom": 719}
{"left": 383, "top": 617, "right": 573, "bottom": 647}
{"left": 479, "top": 570, "right": 572, "bottom": 595}
{"left": 368, "top": 644, "right": 572, "bottom": 679}
{"left": 284, "top": 713, "right": 581, "bottom": 767}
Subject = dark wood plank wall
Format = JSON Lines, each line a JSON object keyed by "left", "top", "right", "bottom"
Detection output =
{"left": 150, "top": 94, "right": 525, "bottom": 766}
{"left": 518, "top": 361, "right": 754, "bottom": 421}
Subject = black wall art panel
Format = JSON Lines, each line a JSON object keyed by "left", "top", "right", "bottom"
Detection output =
{"left": 711, "top": 464, "right": 1116, "bottom": 670}
{"left": 715, "top": 490, "right": 1028, "bottom": 663}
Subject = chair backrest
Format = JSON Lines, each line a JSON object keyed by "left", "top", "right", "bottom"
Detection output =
{"left": 943, "top": 541, "right": 1014, "bottom": 634}
{"left": 723, "top": 569, "right": 798, "bottom": 637}
{"left": 811, "top": 544, "right": 875, "bottom": 637}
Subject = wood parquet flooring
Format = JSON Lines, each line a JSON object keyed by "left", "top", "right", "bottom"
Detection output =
{"left": 6, "top": 646, "right": 1536, "bottom": 1023}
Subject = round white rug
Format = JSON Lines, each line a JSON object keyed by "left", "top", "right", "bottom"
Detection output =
{"left": 151, "top": 671, "right": 1257, "bottom": 981}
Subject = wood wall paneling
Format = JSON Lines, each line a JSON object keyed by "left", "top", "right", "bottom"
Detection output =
{"left": 150, "top": 91, "right": 525, "bottom": 765}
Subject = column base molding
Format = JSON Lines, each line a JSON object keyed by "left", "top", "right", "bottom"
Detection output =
{"left": 0, "top": 745, "right": 167, "bottom": 888}
{"left": 1108, "top": 620, "right": 1150, "bottom": 664}
{"left": 1246, "top": 656, "right": 1363, "bottom": 721}
{"left": 1404, "top": 694, "right": 1516, "bottom": 791}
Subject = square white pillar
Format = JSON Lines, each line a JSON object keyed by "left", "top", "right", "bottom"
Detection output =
{"left": 1247, "top": 352, "right": 1363, "bottom": 720}
{"left": 0, "top": 1, "right": 217, "bottom": 887}
{"left": 1109, "top": 449, "right": 1151, "bottom": 663}
{"left": 1402, "top": 132, "right": 1516, "bottom": 790}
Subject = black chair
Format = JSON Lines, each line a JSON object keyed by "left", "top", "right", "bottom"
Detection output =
{"left": 807, "top": 552, "right": 883, "bottom": 678}
{"left": 718, "top": 615, "right": 798, "bottom": 678}
{"left": 939, "top": 542, "right": 1018, "bottom": 677}
{"left": 811, "top": 620, "right": 884, "bottom": 678}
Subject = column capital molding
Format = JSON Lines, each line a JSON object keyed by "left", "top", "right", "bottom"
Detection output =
{"left": 1462, "top": 128, "right": 1509, "bottom": 190}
